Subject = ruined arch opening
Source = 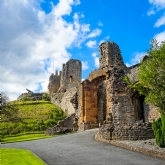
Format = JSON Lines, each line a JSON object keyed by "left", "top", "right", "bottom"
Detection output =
{"left": 97, "top": 81, "right": 107, "bottom": 124}
{"left": 132, "top": 92, "right": 145, "bottom": 122}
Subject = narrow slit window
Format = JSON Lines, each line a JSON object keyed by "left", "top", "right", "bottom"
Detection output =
{"left": 69, "top": 76, "right": 73, "bottom": 82}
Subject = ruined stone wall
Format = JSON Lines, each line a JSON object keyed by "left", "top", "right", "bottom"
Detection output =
{"left": 126, "top": 64, "right": 139, "bottom": 82}
{"left": 126, "top": 64, "right": 161, "bottom": 122}
{"left": 48, "top": 71, "right": 60, "bottom": 96}
{"left": 51, "top": 92, "right": 65, "bottom": 108}
{"left": 106, "top": 67, "right": 135, "bottom": 125}
{"left": 99, "top": 123, "right": 154, "bottom": 140}
{"left": 144, "top": 104, "right": 161, "bottom": 122}
{"left": 61, "top": 87, "right": 78, "bottom": 115}
{"left": 59, "top": 59, "right": 81, "bottom": 91}
{"left": 78, "top": 42, "right": 136, "bottom": 131}
{"left": 50, "top": 59, "right": 81, "bottom": 116}
{"left": 51, "top": 87, "right": 78, "bottom": 116}
{"left": 99, "top": 42, "right": 125, "bottom": 69}
{"left": 17, "top": 92, "right": 44, "bottom": 100}
{"left": 45, "top": 114, "right": 76, "bottom": 135}
{"left": 48, "top": 42, "right": 161, "bottom": 137}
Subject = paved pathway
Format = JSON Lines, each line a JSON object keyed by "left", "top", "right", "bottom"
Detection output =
{"left": 1, "top": 129, "right": 165, "bottom": 165}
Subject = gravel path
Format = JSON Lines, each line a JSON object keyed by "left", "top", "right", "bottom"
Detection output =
{"left": 1, "top": 129, "right": 165, "bottom": 165}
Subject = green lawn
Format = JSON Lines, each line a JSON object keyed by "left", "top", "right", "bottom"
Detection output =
{"left": 1, "top": 148, "right": 46, "bottom": 165}
{"left": 2, "top": 100, "right": 66, "bottom": 137}
{"left": 1, "top": 133, "right": 52, "bottom": 143}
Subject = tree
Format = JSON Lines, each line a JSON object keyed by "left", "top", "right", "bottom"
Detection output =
{"left": 138, "top": 39, "right": 165, "bottom": 114}
{"left": 1, "top": 92, "right": 20, "bottom": 122}
{"left": 42, "top": 92, "right": 50, "bottom": 101}
{"left": 124, "top": 40, "right": 165, "bottom": 147}
{"left": 1, "top": 92, "right": 10, "bottom": 105}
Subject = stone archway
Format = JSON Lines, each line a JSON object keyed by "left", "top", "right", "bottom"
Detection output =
{"left": 78, "top": 41, "right": 136, "bottom": 131}
{"left": 131, "top": 92, "right": 145, "bottom": 122}
{"left": 78, "top": 69, "right": 107, "bottom": 131}
{"left": 97, "top": 81, "right": 107, "bottom": 124}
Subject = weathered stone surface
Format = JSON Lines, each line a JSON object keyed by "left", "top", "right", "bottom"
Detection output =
{"left": 144, "top": 104, "right": 161, "bottom": 122}
{"left": 99, "top": 42, "right": 125, "bottom": 69}
{"left": 47, "top": 41, "right": 160, "bottom": 141}
{"left": 97, "top": 81, "right": 106, "bottom": 124}
{"left": 48, "top": 71, "right": 60, "bottom": 96}
{"left": 59, "top": 59, "right": 81, "bottom": 92}
{"left": 45, "top": 114, "right": 77, "bottom": 135}
{"left": 51, "top": 87, "right": 78, "bottom": 116}
{"left": 99, "top": 122, "right": 154, "bottom": 140}
{"left": 17, "top": 92, "right": 44, "bottom": 100}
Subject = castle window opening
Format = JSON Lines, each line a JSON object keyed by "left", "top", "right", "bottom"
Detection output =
{"left": 69, "top": 76, "right": 73, "bottom": 82}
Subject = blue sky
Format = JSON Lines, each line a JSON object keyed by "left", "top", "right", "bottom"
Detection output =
{"left": 1, "top": 0, "right": 165, "bottom": 100}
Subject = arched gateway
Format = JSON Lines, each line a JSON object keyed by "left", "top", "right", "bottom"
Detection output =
{"left": 78, "top": 69, "right": 107, "bottom": 130}
{"left": 78, "top": 42, "right": 136, "bottom": 131}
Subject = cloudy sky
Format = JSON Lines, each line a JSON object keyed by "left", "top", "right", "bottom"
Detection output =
{"left": 1, "top": 0, "right": 165, "bottom": 100}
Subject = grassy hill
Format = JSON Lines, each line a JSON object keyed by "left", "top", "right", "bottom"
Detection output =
{"left": 1, "top": 100, "right": 66, "bottom": 137}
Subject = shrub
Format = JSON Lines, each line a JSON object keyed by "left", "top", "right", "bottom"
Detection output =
{"left": 152, "top": 114, "right": 165, "bottom": 147}
{"left": 42, "top": 92, "right": 50, "bottom": 101}
{"left": 44, "top": 119, "right": 57, "bottom": 127}
{"left": 161, "top": 114, "right": 165, "bottom": 145}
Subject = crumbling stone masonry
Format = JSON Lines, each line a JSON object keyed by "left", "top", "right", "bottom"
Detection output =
{"left": 18, "top": 89, "right": 43, "bottom": 100}
{"left": 45, "top": 114, "right": 77, "bottom": 135}
{"left": 46, "top": 41, "right": 160, "bottom": 140}
{"left": 48, "top": 71, "right": 60, "bottom": 96}
{"left": 49, "top": 59, "right": 81, "bottom": 115}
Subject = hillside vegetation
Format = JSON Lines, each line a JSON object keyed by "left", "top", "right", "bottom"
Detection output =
{"left": 1, "top": 100, "right": 66, "bottom": 137}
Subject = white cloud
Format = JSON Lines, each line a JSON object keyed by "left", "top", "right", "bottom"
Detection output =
{"left": 149, "top": 0, "right": 165, "bottom": 8}
{"left": 88, "top": 28, "right": 102, "bottom": 38}
{"left": 0, "top": 0, "right": 100, "bottom": 100}
{"left": 92, "top": 52, "right": 99, "bottom": 68}
{"left": 98, "top": 20, "right": 103, "bottom": 26}
{"left": 85, "top": 40, "right": 97, "bottom": 48}
{"left": 154, "top": 30, "right": 165, "bottom": 43}
{"left": 99, "top": 40, "right": 105, "bottom": 45}
{"left": 125, "top": 63, "right": 131, "bottom": 67}
{"left": 99, "top": 36, "right": 110, "bottom": 45}
{"left": 154, "top": 13, "right": 165, "bottom": 27}
{"left": 82, "top": 61, "right": 89, "bottom": 70}
{"left": 92, "top": 52, "right": 97, "bottom": 57}
{"left": 126, "top": 52, "right": 146, "bottom": 66}
{"left": 147, "top": 9, "right": 156, "bottom": 16}
{"left": 74, "top": 0, "right": 81, "bottom": 5}
{"left": 94, "top": 57, "right": 99, "bottom": 68}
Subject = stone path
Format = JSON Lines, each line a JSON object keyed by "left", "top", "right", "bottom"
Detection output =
{"left": 1, "top": 129, "right": 165, "bottom": 165}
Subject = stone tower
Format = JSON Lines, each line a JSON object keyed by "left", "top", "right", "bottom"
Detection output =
{"left": 48, "top": 71, "right": 61, "bottom": 96}
{"left": 99, "top": 42, "right": 125, "bottom": 68}
{"left": 59, "top": 59, "right": 82, "bottom": 91}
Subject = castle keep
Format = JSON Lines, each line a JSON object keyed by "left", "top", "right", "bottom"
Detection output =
{"left": 46, "top": 41, "right": 160, "bottom": 140}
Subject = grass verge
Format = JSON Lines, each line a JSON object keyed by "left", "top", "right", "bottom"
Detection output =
{"left": 1, "top": 133, "right": 52, "bottom": 144}
{"left": 1, "top": 148, "right": 46, "bottom": 165}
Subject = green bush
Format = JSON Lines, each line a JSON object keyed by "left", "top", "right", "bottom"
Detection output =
{"left": 44, "top": 119, "right": 57, "bottom": 127}
{"left": 161, "top": 114, "right": 165, "bottom": 145}
{"left": 152, "top": 114, "right": 165, "bottom": 147}
{"left": 42, "top": 92, "right": 50, "bottom": 101}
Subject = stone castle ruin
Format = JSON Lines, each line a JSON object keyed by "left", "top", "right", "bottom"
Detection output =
{"left": 48, "top": 59, "right": 81, "bottom": 115}
{"left": 46, "top": 41, "right": 160, "bottom": 140}
{"left": 18, "top": 89, "right": 44, "bottom": 100}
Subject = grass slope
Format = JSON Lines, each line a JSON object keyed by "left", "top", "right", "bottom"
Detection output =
{"left": 1, "top": 148, "right": 46, "bottom": 165}
{"left": 1, "top": 100, "right": 66, "bottom": 137}
{"left": 1, "top": 133, "right": 52, "bottom": 143}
